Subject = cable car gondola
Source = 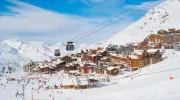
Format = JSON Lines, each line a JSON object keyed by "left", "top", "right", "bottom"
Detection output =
{"left": 66, "top": 41, "right": 74, "bottom": 51}
{"left": 54, "top": 49, "right": 61, "bottom": 57}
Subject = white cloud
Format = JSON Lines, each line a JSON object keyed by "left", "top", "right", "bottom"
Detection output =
{"left": 0, "top": 0, "right": 134, "bottom": 44}
{"left": 0, "top": 0, "right": 106, "bottom": 43}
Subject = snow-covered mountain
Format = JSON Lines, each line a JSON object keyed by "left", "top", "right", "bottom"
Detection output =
{"left": 0, "top": 39, "right": 72, "bottom": 73}
{"left": 105, "top": 0, "right": 180, "bottom": 46}
{"left": 1, "top": 0, "right": 180, "bottom": 73}
{"left": 0, "top": 38, "right": 92, "bottom": 73}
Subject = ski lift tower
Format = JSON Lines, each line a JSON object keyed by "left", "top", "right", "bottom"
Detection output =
{"left": 3, "top": 61, "right": 10, "bottom": 78}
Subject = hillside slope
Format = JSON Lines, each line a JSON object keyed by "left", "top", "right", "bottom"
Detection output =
{"left": 1, "top": 50, "right": 180, "bottom": 100}
{"left": 106, "top": 0, "right": 180, "bottom": 45}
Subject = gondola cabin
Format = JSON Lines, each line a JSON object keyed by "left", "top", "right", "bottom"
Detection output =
{"left": 66, "top": 41, "right": 74, "bottom": 51}
{"left": 54, "top": 50, "right": 61, "bottom": 57}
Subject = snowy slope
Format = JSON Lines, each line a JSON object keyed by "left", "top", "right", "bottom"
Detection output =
{"left": 1, "top": 50, "right": 180, "bottom": 100}
{"left": 106, "top": 0, "right": 180, "bottom": 45}
{"left": 2, "top": 39, "right": 53, "bottom": 61}
{"left": 0, "top": 43, "right": 30, "bottom": 72}
{"left": 28, "top": 50, "right": 180, "bottom": 100}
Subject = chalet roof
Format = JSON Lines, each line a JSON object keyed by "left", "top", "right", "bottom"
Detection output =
{"left": 91, "top": 54, "right": 97, "bottom": 57}
{"left": 85, "top": 62, "right": 96, "bottom": 66}
{"left": 147, "top": 49, "right": 159, "bottom": 54}
{"left": 148, "top": 44, "right": 156, "bottom": 47}
{"left": 78, "top": 62, "right": 85, "bottom": 67}
{"left": 32, "top": 66, "right": 39, "bottom": 71}
{"left": 134, "top": 50, "right": 144, "bottom": 55}
{"left": 107, "top": 66, "right": 119, "bottom": 71}
{"left": 69, "top": 70, "right": 79, "bottom": 74}
{"left": 71, "top": 56, "right": 78, "bottom": 59}
{"left": 56, "top": 59, "right": 64, "bottom": 64}
{"left": 65, "top": 63, "right": 74, "bottom": 67}
{"left": 128, "top": 55, "right": 139, "bottom": 59}
{"left": 71, "top": 77, "right": 78, "bottom": 86}
{"left": 49, "top": 63, "right": 56, "bottom": 67}
{"left": 132, "top": 43, "right": 139, "bottom": 46}
{"left": 101, "top": 56, "right": 108, "bottom": 60}
{"left": 61, "top": 78, "right": 75, "bottom": 86}
{"left": 39, "top": 63, "right": 49, "bottom": 68}
{"left": 77, "top": 77, "right": 89, "bottom": 85}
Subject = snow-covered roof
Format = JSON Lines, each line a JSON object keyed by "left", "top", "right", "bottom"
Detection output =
{"left": 129, "top": 55, "right": 139, "bottom": 59}
{"left": 109, "top": 53, "right": 117, "bottom": 56}
{"left": 91, "top": 54, "right": 97, "bottom": 57}
{"left": 147, "top": 49, "right": 159, "bottom": 54}
{"left": 32, "top": 66, "right": 39, "bottom": 71}
{"left": 65, "top": 63, "right": 74, "bottom": 67}
{"left": 61, "top": 78, "right": 75, "bottom": 86}
{"left": 78, "top": 62, "right": 85, "bottom": 67}
{"left": 77, "top": 77, "right": 89, "bottom": 85}
{"left": 69, "top": 70, "right": 79, "bottom": 74}
{"left": 71, "top": 77, "right": 78, "bottom": 86}
{"left": 49, "top": 63, "right": 56, "bottom": 67}
{"left": 134, "top": 50, "right": 144, "bottom": 55}
{"left": 101, "top": 57, "right": 108, "bottom": 60}
{"left": 71, "top": 56, "right": 78, "bottom": 59}
{"left": 107, "top": 66, "right": 118, "bottom": 71}
{"left": 56, "top": 59, "right": 64, "bottom": 64}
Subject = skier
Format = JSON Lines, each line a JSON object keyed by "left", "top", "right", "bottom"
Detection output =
{"left": 16, "top": 91, "right": 18, "bottom": 97}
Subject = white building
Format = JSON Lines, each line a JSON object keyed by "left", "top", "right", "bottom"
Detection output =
{"left": 174, "top": 42, "right": 180, "bottom": 51}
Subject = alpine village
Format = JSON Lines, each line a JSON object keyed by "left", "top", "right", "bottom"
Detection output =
{"left": 23, "top": 28, "right": 180, "bottom": 89}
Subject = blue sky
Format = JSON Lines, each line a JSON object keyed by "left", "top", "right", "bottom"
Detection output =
{"left": 0, "top": 0, "right": 164, "bottom": 44}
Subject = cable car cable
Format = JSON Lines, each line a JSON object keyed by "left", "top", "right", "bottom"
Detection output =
{"left": 69, "top": 4, "right": 139, "bottom": 42}
{"left": 73, "top": 0, "right": 163, "bottom": 43}
{"left": 76, "top": 0, "right": 170, "bottom": 43}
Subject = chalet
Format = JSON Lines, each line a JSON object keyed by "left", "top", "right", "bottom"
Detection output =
{"left": 99, "top": 57, "right": 115, "bottom": 66}
{"left": 106, "top": 44, "right": 118, "bottom": 53}
{"left": 136, "top": 40, "right": 148, "bottom": 51}
{"left": 81, "top": 54, "right": 101, "bottom": 64}
{"left": 162, "top": 43, "right": 174, "bottom": 49}
{"left": 108, "top": 53, "right": 126, "bottom": 62}
{"left": 162, "top": 33, "right": 180, "bottom": 49}
{"left": 54, "top": 59, "right": 66, "bottom": 71}
{"left": 106, "top": 66, "right": 120, "bottom": 76}
{"left": 38, "top": 62, "right": 56, "bottom": 73}
{"left": 77, "top": 62, "right": 96, "bottom": 74}
{"left": 146, "top": 49, "right": 162, "bottom": 65}
{"left": 95, "top": 65, "right": 107, "bottom": 75}
{"left": 81, "top": 53, "right": 91, "bottom": 62}
{"left": 174, "top": 42, "right": 180, "bottom": 51}
{"left": 81, "top": 50, "right": 107, "bottom": 65}
{"left": 61, "top": 55, "right": 77, "bottom": 63}
{"left": 127, "top": 55, "right": 143, "bottom": 70}
{"left": 158, "top": 30, "right": 168, "bottom": 35}
{"left": 117, "top": 44, "right": 135, "bottom": 56}
{"left": 64, "top": 63, "right": 78, "bottom": 72}
{"left": 23, "top": 62, "right": 37, "bottom": 72}
{"left": 88, "top": 78, "right": 98, "bottom": 87}
{"left": 61, "top": 77, "right": 77, "bottom": 89}
{"left": 147, "top": 34, "right": 164, "bottom": 48}
{"left": 168, "top": 28, "right": 176, "bottom": 33}
{"left": 77, "top": 76, "right": 89, "bottom": 89}
{"left": 97, "top": 47, "right": 104, "bottom": 52}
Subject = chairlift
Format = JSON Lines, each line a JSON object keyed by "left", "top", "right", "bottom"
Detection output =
{"left": 66, "top": 41, "right": 74, "bottom": 51}
{"left": 54, "top": 49, "right": 61, "bottom": 57}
